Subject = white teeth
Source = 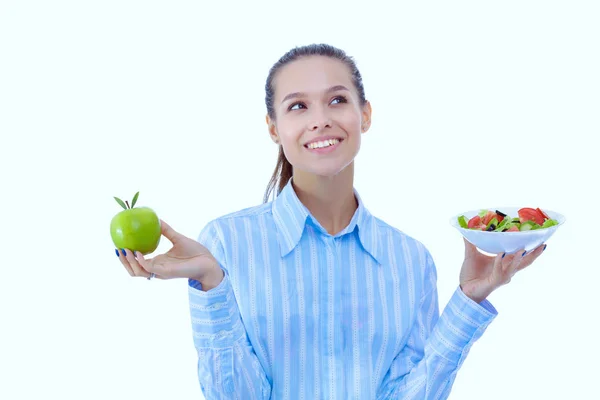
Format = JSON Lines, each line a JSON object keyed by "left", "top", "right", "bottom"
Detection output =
{"left": 307, "top": 138, "right": 340, "bottom": 149}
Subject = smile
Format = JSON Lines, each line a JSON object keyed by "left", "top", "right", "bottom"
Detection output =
{"left": 305, "top": 138, "right": 341, "bottom": 149}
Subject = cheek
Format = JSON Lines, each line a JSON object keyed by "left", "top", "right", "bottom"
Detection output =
{"left": 339, "top": 109, "right": 362, "bottom": 132}
{"left": 275, "top": 120, "right": 302, "bottom": 146}
{"left": 344, "top": 120, "right": 362, "bottom": 138}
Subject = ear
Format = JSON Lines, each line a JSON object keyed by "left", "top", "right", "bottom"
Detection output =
{"left": 266, "top": 114, "right": 279, "bottom": 144}
{"left": 360, "top": 101, "right": 373, "bottom": 133}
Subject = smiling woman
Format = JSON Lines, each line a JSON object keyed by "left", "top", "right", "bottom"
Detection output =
{"left": 263, "top": 44, "right": 371, "bottom": 203}
{"left": 117, "top": 43, "right": 549, "bottom": 400}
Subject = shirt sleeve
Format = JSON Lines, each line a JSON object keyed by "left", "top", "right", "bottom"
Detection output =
{"left": 377, "top": 250, "right": 497, "bottom": 400}
{"left": 188, "top": 220, "right": 271, "bottom": 399}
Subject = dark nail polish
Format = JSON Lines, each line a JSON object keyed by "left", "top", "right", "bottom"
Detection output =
{"left": 543, "top": 244, "right": 547, "bottom": 251}
{"left": 522, "top": 250, "right": 527, "bottom": 256}
{"left": 502, "top": 253, "right": 506, "bottom": 258}
{"left": 115, "top": 249, "right": 119, "bottom": 257}
{"left": 121, "top": 248, "right": 126, "bottom": 256}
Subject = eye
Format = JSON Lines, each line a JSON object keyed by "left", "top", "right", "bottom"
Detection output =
{"left": 288, "top": 102, "right": 306, "bottom": 111}
{"left": 330, "top": 96, "right": 348, "bottom": 105}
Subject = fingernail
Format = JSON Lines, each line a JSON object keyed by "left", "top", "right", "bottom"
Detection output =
{"left": 522, "top": 250, "right": 527, "bottom": 256}
{"left": 502, "top": 253, "right": 506, "bottom": 258}
{"left": 115, "top": 249, "right": 119, "bottom": 257}
{"left": 543, "top": 244, "right": 547, "bottom": 251}
{"left": 120, "top": 248, "right": 126, "bottom": 256}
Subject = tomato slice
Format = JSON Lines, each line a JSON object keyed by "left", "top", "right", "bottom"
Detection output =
{"left": 506, "top": 226, "right": 519, "bottom": 232}
{"left": 468, "top": 215, "right": 482, "bottom": 229}
{"left": 518, "top": 207, "right": 545, "bottom": 225}
{"left": 536, "top": 207, "right": 550, "bottom": 220}
{"left": 481, "top": 210, "right": 504, "bottom": 226}
{"left": 482, "top": 211, "right": 495, "bottom": 226}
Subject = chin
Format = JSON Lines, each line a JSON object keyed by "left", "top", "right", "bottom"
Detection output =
{"left": 313, "top": 168, "right": 345, "bottom": 178}
{"left": 300, "top": 159, "right": 354, "bottom": 178}
{"left": 289, "top": 142, "right": 360, "bottom": 178}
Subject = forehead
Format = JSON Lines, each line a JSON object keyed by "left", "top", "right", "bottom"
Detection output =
{"left": 273, "top": 56, "right": 354, "bottom": 101}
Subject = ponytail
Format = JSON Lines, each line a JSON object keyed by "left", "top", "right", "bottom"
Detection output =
{"left": 263, "top": 145, "right": 293, "bottom": 203}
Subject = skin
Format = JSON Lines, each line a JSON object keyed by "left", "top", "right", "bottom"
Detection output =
{"left": 118, "top": 55, "right": 547, "bottom": 302}
{"left": 266, "top": 56, "right": 372, "bottom": 235}
{"left": 117, "top": 220, "right": 224, "bottom": 291}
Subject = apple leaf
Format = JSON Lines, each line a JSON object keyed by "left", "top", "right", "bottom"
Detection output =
{"left": 131, "top": 191, "right": 139, "bottom": 208}
{"left": 114, "top": 196, "right": 127, "bottom": 210}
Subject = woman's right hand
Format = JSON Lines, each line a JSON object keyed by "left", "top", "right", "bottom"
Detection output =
{"left": 116, "top": 220, "right": 224, "bottom": 290}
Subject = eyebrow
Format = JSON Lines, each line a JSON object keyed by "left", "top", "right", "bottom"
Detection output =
{"left": 280, "top": 85, "right": 350, "bottom": 104}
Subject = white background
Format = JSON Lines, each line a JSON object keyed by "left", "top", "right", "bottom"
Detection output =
{"left": 1, "top": 1, "right": 598, "bottom": 399}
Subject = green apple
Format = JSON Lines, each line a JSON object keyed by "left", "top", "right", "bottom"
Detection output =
{"left": 110, "top": 191, "right": 161, "bottom": 255}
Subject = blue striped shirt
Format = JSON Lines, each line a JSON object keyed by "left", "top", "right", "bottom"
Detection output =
{"left": 188, "top": 179, "right": 497, "bottom": 399}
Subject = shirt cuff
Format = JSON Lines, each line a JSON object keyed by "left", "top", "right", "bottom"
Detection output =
{"left": 428, "top": 285, "right": 498, "bottom": 365}
{"left": 188, "top": 272, "right": 245, "bottom": 349}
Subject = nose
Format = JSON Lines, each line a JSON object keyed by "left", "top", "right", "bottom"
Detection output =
{"left": 308, "top": 107, "right": 332, "bottom": 131}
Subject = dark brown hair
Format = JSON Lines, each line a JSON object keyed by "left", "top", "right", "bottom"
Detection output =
{"left": 262, "top": 43, "right": 368, "bottom": 203}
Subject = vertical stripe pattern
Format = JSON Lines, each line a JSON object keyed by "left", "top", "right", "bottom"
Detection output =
{"left": 187, "top": 179, "right": 498, "bottom": 399}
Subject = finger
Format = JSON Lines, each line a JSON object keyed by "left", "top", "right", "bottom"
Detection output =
{"left": 160, "top": 219, "right": 181, "bottom": 244}
{"left": 124, "top": 248, "right": 151, "bottom": 278}
{"left": 135, "top": 251, "right": 165, "bottom": 279}
{"left": 516, "top": 243, "right": 546, "bottom": 273}
{"left": 500, "top": 251, "right": 517, "bottom": 274}
{"left": 116, "top": 248, "right": 134, "bottom": 276}
{"left": 506, "top": 248, "right": 529, "bottom": 277}
{"left": 491, "top": 251, "right": 521, "bottom": 284}
{"left": 491, "top": 251, "right": 505, "bottom": 282}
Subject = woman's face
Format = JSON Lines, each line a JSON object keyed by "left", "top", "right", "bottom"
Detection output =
{"left": 268, "top": 56, "right": 371, "bottom": 178}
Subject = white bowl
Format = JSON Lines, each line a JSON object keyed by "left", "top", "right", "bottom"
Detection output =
{"left": 450, "top": 207, "right": 566, "bottom": 255}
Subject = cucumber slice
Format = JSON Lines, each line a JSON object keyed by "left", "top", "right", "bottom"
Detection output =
{"left": 458, "top": 215, "right": 469, "bottom": 229}
{"left": 486, "top": 218, "right": 498, "bottom": 230}
{"left": 497, "top": 222, "right": 518, "bottom": 232}
{"left": 542, "top": 219, "right": 558, "bottom": 228}
{"left": 495, "top": 219, "right": 509, "bottom": 231}
{"left": 520, "top": 222, "right": 534, "bottom": 231}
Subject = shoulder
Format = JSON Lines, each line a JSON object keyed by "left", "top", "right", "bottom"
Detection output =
{"left": 198, "top": 202, "right": 274, "bottom": 241}
{"left": 374, "top": 216, "right": 432, "bottom": 256}
{"left": 214, "top": 202, "right": 272, "bottom": 223}
{"left": 196, "top": 202, "right": 278, "bottom": 269}
{"left": 372, "top": 216, "right": 437, "bottom": 280}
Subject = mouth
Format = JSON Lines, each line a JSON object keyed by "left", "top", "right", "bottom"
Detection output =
{"left": 304, "top": 138, "right": 343, "bottom": 150}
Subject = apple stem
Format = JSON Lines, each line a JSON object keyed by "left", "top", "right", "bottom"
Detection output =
{"left": 125, "top": 200, "right": 130, "bottom": 209}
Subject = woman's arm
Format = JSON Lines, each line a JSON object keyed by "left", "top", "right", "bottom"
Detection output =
{"left": 188, "top": 221, "right": 271, "bottom": 399}
{"left": 377, "top": 251, "right": 497, "bottom": 400}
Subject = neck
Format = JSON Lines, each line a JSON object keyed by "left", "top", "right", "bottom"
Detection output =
{"left": 291, "top": 163, "right": 358, "bottom": 236}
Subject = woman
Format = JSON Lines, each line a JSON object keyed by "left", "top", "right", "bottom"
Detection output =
{"left": 117, "top": 44, "right": 546, "bottom": 399}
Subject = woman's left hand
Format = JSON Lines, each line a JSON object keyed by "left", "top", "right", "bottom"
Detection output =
{"left": 459, "top": 238, "right": 547, "bottom": 303}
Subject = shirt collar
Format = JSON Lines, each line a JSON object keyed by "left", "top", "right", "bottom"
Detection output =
{"left": 271, "top": 178, "right": 382, "bottom": 264}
